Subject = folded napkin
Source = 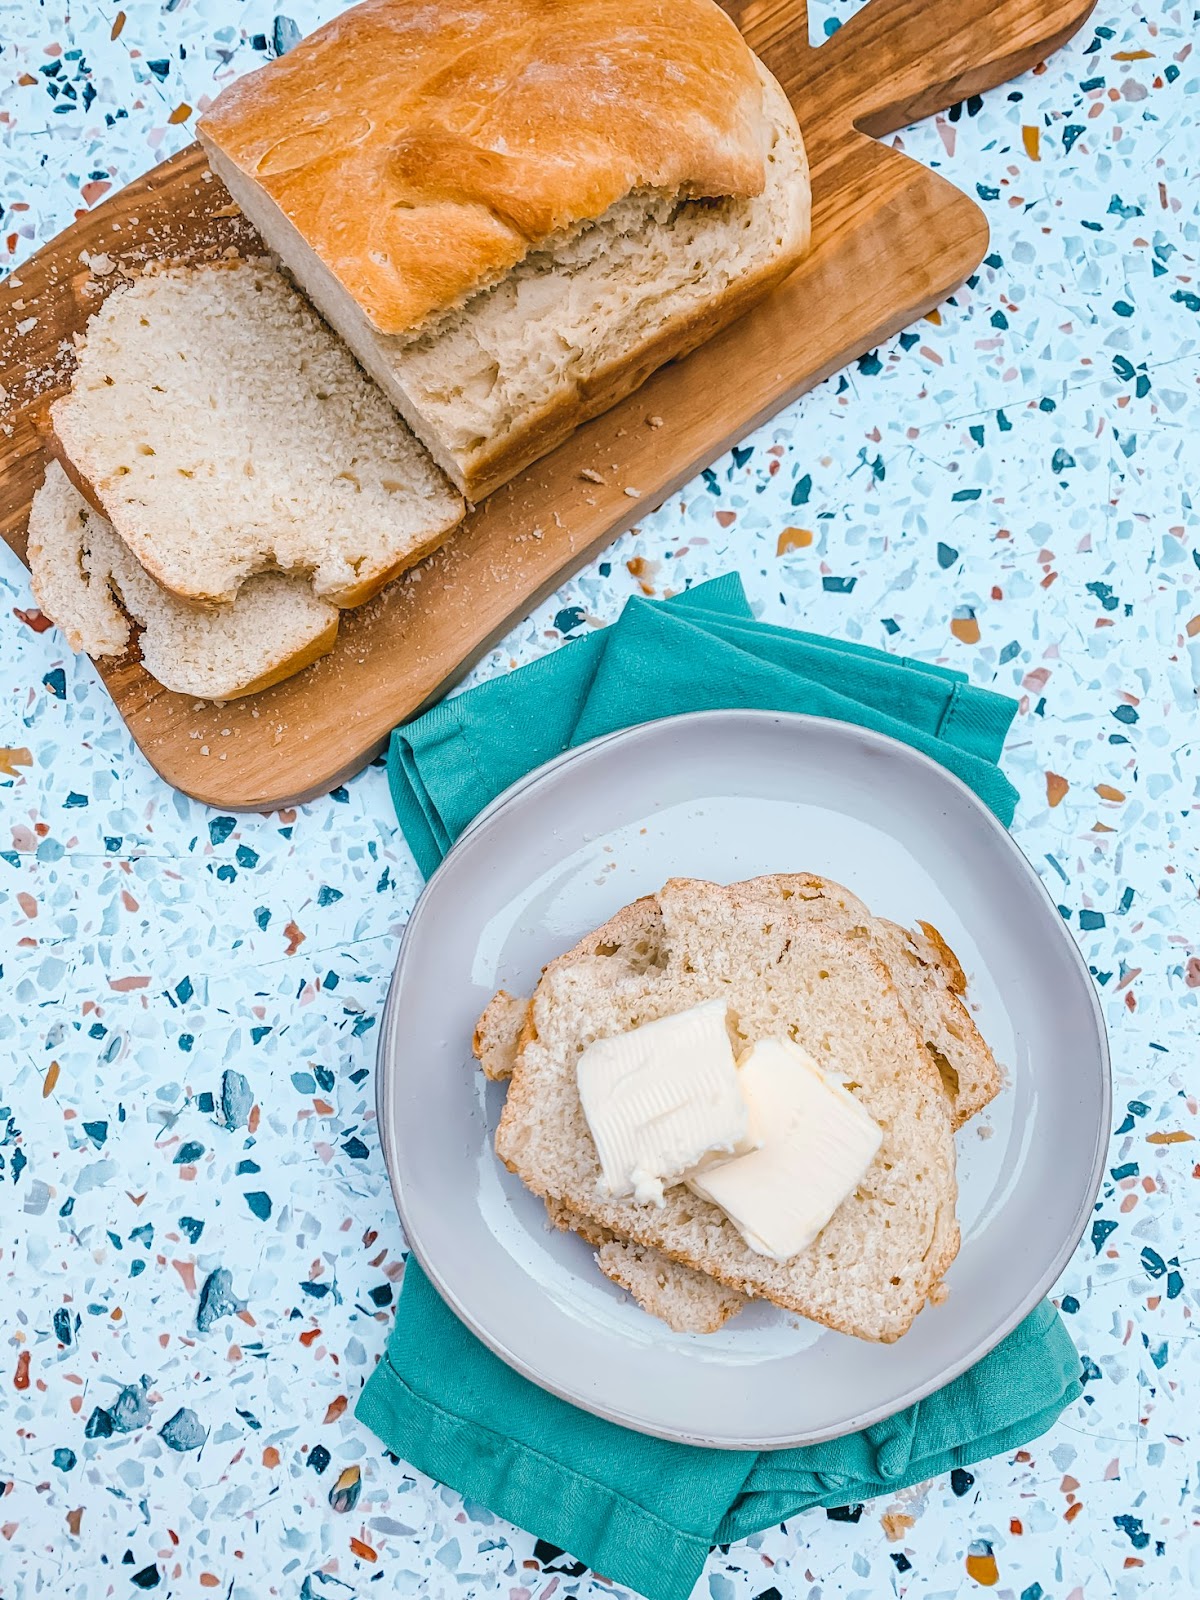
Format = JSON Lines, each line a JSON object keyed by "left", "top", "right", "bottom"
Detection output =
{"left": 358, "top": 574, "right": 1081, "bottom": 1600}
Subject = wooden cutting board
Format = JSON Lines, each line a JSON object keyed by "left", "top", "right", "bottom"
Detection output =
{"left": 0, "top": 0, "right": 1094, "bottom": 809}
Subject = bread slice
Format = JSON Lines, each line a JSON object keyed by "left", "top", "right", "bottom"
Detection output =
{"left": 198, "top": 0, "right": 811, "bottom": 500}
{"left": 476, "top": 877, "right": 1000, "bottom": 1127}
{"left": 27, "top": 461, "right": 339, "bottom": 700}
{"left": 544, "top": 1198, "right": 744, "bottom": 1336}
{"left": 595, "top": 1239, "right": 746, "bottom": 1336}
{"left": 473, "top": 990, "right": 531, "bottom": 1082}
{"left": 729, "top": 875, "right": 1002, "bottom": 1127}
{"left": 50, "top": 259, "right": 463, "bottom": 607}
{"left": 494, "top": 878, "right": 960, "bottom": 1343}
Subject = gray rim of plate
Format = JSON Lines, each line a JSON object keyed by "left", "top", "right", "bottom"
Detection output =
{"left": 377, "top": 709, "right": 1111, "bottom": 1447}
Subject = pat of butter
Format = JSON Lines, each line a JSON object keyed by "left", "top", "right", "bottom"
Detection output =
{"left": 576, "top": 999, "right": 752, "bottom": 1206}
{"left": 688, "top": 1037, "right": 882, "bottom": 1262}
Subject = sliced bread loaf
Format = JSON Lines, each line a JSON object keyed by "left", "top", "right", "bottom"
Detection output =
{"left": 494, "top": 877, "right": 960, "bottom": 1343}
{"left": 27, "top": 461, "right": 339, "bottom": 700}
{"left": 218, "top": 62, "right": 810, "bottom": 500}
{"left": 50, "top": 259, "right": 463, "bottom": 607}
{"left": 197, "top": 0, "right": 811, "bottom": 500}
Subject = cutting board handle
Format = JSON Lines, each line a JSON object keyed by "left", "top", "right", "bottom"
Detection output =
{"left": 733, "top": 0, "right": 1096, "bottom": 139}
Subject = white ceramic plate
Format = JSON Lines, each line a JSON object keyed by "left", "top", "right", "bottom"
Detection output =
{"left": 377, "top": 711, "right": 1109, "bottom": 1448}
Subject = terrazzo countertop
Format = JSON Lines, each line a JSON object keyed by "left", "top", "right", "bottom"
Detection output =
{"left": 2, "top": 2, "right": 1199, "bottom": 1596}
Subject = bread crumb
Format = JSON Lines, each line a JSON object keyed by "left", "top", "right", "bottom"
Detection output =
{"left": 580, "top": 468, "right": 605, "bottom": 485}
{"left": 624, "top": 487, "right": 642, "bottom": 498}
{"left": 89, "top": 253, "right": 117, "bottom": 277}
{"left": 647, "top": 415, "right": 664, "bottom": 428}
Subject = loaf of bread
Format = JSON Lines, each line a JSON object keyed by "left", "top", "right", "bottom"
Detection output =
{"left": 50, "top": 258, "right": 463, "bottom": 607}
{"left": 198, "top": 0, "right": 811, "bottom": 500}
{"left": 484, "top": 879, "right": 964, "bottom": 1343}
{"left": 27, "top": 462, "right": 340, "bottom": 700}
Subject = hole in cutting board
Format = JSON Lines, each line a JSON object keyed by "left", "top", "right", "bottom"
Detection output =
{"left": 807, "top": 0, "right": 872, "bottom": 48}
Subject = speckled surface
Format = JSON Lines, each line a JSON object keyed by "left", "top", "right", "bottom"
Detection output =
{"left": 2, "top": 2, "right": 1199, "bottom": 1596}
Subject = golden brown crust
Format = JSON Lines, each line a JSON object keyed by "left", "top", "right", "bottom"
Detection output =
{"left": 198, "top": 0, "right": 774, "bottom": 336}
{"left": 916, "top": 919, "right": 968, "bottom": 995}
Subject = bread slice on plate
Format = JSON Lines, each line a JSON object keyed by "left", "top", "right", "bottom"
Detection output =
{"left": 27, "top": 461, "right": 339, "bottom": 700}
{"left": 493, "top": 878, "right": 960, "bottom": 1344}
{"left": 544, "top": 1196, "right": 746, "bottom": 1336}
{"left": 473, "top": 990, "right": 531, "bottom": 1082}
{"left": 594, "top": 1237, "right": 747, "bottom": 1337}
{"left": 50, "top": 258, "right": 463, "bottom": 607}
{"left": 475, "top": 876, "right": 1001, "bottom": 1126}
{"left": 728, "top": 874, "right": 1003, "bottom": 1127}
{"left": 476, "top": 949, "right": 748, "bottom": 1334}
{"left": 197, "top": 0, "right": 811, "bottom": 500}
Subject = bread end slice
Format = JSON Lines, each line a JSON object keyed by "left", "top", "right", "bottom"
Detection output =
{"left": 472, "top": 990, "right": 531, "bottom": 1081}
{"left": 27, "top": 461, "right": 340, "bottom": 700}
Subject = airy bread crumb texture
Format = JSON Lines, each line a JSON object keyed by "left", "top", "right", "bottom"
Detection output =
{"left": 27, "top": 461, "right": 339, "bottom": 700}
{"left": 50, "top": 258, "right": 463, "bottom": 606}
{"left": 494, "top": 877, "right": 962, "bottom": 1344}
{"left": 395, "top": 67, "right": 808, "bottom": 485}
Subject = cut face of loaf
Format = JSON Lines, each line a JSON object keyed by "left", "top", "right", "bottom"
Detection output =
{"left": 201, "top": 56, "right": 810, "bottom": 500}
{"left": 494, "top": 878, "right": 960, "bottom": 1344}
{"left": 26, "top": 462, "right": 339, "bottom": 701}
{"left": 50, "top": 259, "right": 463, "bottom": 607}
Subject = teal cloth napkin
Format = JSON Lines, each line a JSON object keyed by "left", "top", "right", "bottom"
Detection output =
{"left": 357, "top": 574, "right": 1081, "bottom": 1600}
